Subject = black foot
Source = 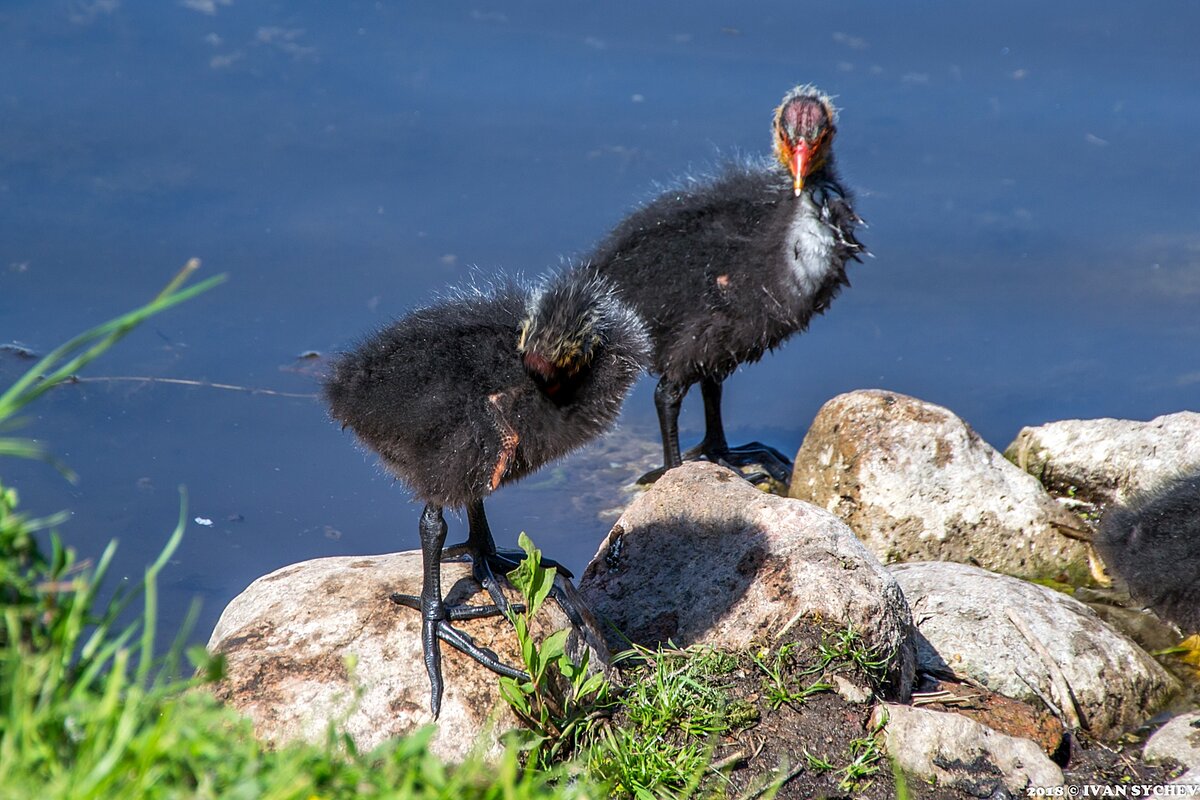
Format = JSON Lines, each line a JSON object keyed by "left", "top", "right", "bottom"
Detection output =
{"left": 440, "top": 544, "right": 574, "bottom": 580}
{"left": 390, "top": 592, "right": 525, "bottom": 619}
{"left": 390, "top": 592, "right": 529, "bottom": 717}
{"left": 701, "top": 441, "right": 793, "bottom": 484}
{"left": 471, "top": 547, "right": 588, "bottom": 630}
{"left": 430, "top": 546, "right": 587, "bottom": 636}
{"left": 635, "top": 465, "right": 669, "bottom": 486}
{"left": 636, "top": 441, "right": 793, "bottom": 486}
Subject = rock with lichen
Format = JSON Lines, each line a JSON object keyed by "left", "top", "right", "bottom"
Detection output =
{"left": 1004, "top": 411, "right": 1200, "bottom": 506}
{"left": 789, "top": 390, "right": 1089, "bottom": 580}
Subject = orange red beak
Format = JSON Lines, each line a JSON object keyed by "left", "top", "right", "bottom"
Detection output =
{"left": 791, "top": 141, "right": 813, "bottom": 197}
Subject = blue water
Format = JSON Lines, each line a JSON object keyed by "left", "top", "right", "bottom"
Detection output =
{"left": 3, "top": 2, "right": 1198, "bottom": 645}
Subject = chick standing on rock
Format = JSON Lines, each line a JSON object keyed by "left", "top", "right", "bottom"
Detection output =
{"left": 587, "top": 84, "right": 867, "bottom": 485}
{"left": 324, "top": 268, "right": 650, "bottom": 715}
{"left": 1095, "top": 470, "right": 1200, "bottom": 633}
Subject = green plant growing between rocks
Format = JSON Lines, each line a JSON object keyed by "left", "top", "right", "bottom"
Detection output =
{"left": 802, "top": 749, "right": 836, "bottom": 773}
{"left": 838, "top": 725, "right": 886, "bottom": 792}
{"left": 816, "top": 624, "right": 891, "bottom": 688}
{"left": 586, "top": 645, "right": 748, "bottom": 799}
{"left": 500, "top": 532, "right": 611, "bottom": 771}
{"left": 748, "top": 641, "right": 833, "bottom": 711}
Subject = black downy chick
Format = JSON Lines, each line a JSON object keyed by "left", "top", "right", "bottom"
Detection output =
{"left": 588, "top": 84, "right": 866, "bottom": 483}
{"left": 1095, "top": 470, "right": 1200, "bottom": 633}
{"left": 324, "top": 268, "right": 650, "bottom": 715}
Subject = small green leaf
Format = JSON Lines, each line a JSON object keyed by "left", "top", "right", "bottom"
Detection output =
{"left": 528, "top": 564, "right": 556, "bottom": 618}
{"left": 519, "top": 623, "right": 538, "bottom": 672}
{"left": 507, "top": 532, "right": 540, "bottom": 601}
{"left": 540, "top": 629, "right": 569, "bottom": 664}
{"left": 578, "top": 672, "right": 606, "bottom": 698}
{"left": 498, "top": 677, "right": 531, "bottom": 716}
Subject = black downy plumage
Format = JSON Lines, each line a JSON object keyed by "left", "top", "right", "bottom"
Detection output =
{"left": 324, "top": 267, "right": 649, "bottom": 715}
{"left": 588, "top": 84, "right": 866, "bottom": 482}
{"left": 1095, "top": 470, "right": 1200, "bottom": 633}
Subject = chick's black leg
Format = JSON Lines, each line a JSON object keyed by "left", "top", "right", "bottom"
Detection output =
{"left": 637, "top": 376, "right": 690, "bottom": 485}
{"left": 400, "top": 501, "right": 581, "bottom": 649}
{"left": 462, "top": 501, "right": 516, "bottom": 615}
{"left": 390, "top": 503, "right": 529, "bottom": 717}
{"left": 682, "top": 377, "right": 792, "bottom": 484}
{"left": 696, "top": 376, "right": 730, "bottom": 454}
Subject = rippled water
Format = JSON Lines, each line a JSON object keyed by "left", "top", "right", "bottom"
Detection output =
{"left": 2, "top": 2, "right": 1198, "bottom": 644}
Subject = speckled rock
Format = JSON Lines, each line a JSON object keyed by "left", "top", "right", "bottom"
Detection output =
{"left": 1144, "top": 711, "right": 1200, "bottom": 772}
{"left": 1004, "top": 411, "right": 1200, "bottom": 505}
{"left": 207, "top": 552, "right": 610, "bottom": 761}
{"left": 872, "top": 703, "right": 1064, "bottom": 794}
{"left": 579, "top": 461, "right": 915, "bottom": 699}
{"left": 789, "top": 390, "right": 1089, "bottom": 580}
{"left": 893, "top": 561, "right": 1179, "bottom": 738}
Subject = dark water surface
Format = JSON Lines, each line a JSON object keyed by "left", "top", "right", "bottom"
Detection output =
{"left": 2, "top": 2, "right": 1198, "bottom": 645}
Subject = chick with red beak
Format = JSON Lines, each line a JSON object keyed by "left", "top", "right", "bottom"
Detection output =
{"left": 588, "top": 83, "right": 865, "bottom": 489}
{"left": 774, "top": 86, "right": 836, "bottom": 196}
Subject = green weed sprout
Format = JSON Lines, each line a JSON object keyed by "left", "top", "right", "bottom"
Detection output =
{"left": 500, "top": 533, "right": 610, "bottom": 771}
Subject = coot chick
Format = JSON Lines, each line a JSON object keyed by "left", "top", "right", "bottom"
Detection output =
{"left": 325, "top": 269, "right": 650, "bottom": 715}
{"left": 1095, "top": 470, "right": 1200, "bottom": 633}
{"left": 589, "top": 84, "right": 866, "bottom": 483}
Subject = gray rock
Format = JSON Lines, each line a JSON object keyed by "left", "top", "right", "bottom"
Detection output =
{"left": 207, "top": 551, "right": 610, "bottom": 761}
{"left": 579, "top": 461, "right": 915, "bottom": 698}
{"left": 1004, "top": 412, "right": 1200, "bottom": 505}
{"left": 872, "top": 703, "right": 1064, "bottom": 794}
{"left": 893, "top": 561, "right": 1179, "bottom": 738}
{"left": 1173, "top": 770, "right": 1200, "bottom": 786}
{"left": 1144, "top": 711, "right": 1200, "bottom": 771}
{"left": 790, "top": 390, "right": 1089, "bottom": 579}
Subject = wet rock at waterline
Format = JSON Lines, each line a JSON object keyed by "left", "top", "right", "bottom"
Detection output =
{"left": 579, "top": 461, "right": 916, "bottom": 700}
{"left": 206, "top": 552, "right": 610, "bottom": 761}
{"left": 1005, "top": 411, "right": 1200, "bottom": 506}
{"left": 789, "top": 390, "right": 1090, "bottom": 580}
{"left": 892, "top": 561, "right": 1179, "bottom": 739}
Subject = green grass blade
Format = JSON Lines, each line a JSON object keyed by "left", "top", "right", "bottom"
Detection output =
{"left": 0, "top": 265, "right": 224, "bottom": 421}
{"left": 136, "top": 488, "right": 187, "bottom": 686}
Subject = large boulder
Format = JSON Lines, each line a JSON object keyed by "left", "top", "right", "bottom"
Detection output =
{"left": 871, "top": 703, "right": 1064, "bottom": 795}
{"left": 1004, "top": 411, "right": 1200, "bottom": 505}
{"left": 892, "top": 561, "right": 1179, "bottom": 738}
{"left": 790, "top": 390, "right": 1089, "bottom": 580}
{"left": 207, "top": 551, "right": 610, "bottom": 761}
{"left": 578, "top": 461, "right": 915, "bottom": 698}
